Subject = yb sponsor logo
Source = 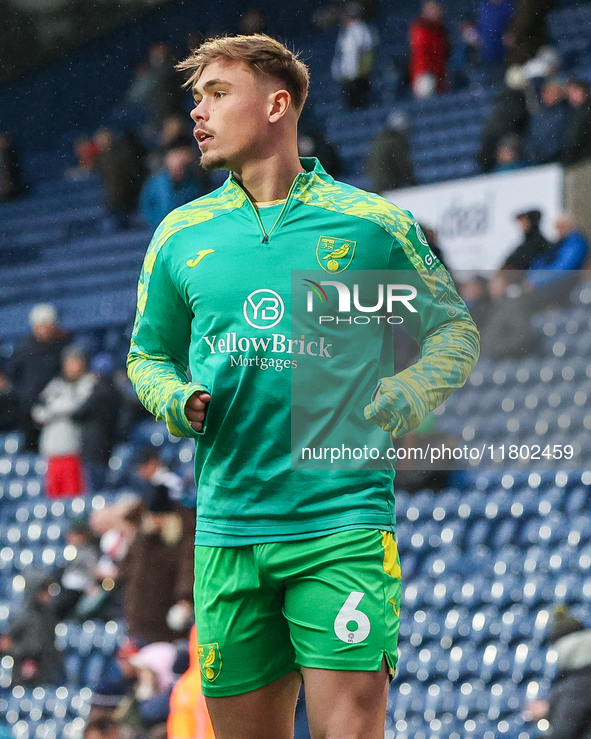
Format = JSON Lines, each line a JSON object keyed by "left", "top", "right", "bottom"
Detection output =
{"left": 243, "top": 289, "right": 284, "bottom": 329}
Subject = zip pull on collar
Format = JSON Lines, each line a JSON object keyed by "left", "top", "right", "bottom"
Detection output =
{"left": 231, "top": 167, "right": 308, "bottom": 243}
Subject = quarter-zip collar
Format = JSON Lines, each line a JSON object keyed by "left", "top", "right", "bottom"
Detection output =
{"left": 227, "top": 158, "right": 328, "bottom": 243}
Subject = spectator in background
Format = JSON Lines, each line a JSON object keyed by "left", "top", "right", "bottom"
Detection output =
{"left": 108, "top": 641, "right": 177, "bottom": 737}
{"left": 560, "top": 79, "right": 591, "bottom": 167}
{"left": 0, "top": 132, "right": 25, "bottom": 200}
{"left": 0, "top": 364, "right": 23, "bottom": 432}
{"left": 366, "top": 111, "right": 415, "bottom": 193}
{"left": 112, "top": 362, "right": 153, "bottom": 443}
{"left": 135, "top": 447, "right": 184, "bottom": 499}
{"left": 505, "top": 0, "right": 555, "bottom": 67}
{"left": 90, "top": 494, "right": 143, "bottom": 579}
{"left": 72, "top": 352, "right": 122, "bottom": 492}
{"left": 128, "top": 642, "right": 177, "bottom": 732}
{"left": 93, "top": 128, "right": 147, "bottom": 230}
{"left": 493, "top": 132, "right": 526, "bottom": 172}
{"left": 525, "top": 607, "right": 591, "bottom": 739}
{"left": 8, "top": 303, "right": 69, "bottom": 451}
{"left": 518, "top": 45, "right": 561, "bottom": 84}
{"left": 122, "top": 61, "right": 153, "bottom": 110}
{"left": 90, "top": 494, "right": 144, "bottom": 622}
{"left": 480, "top": 208, "right": 554, "bottom": 357}
{"left": 109, "top": 639, "right": 146, "bottom": 735}
{"left": 86, "top": 683, "right": 128, "bottom": 724}
{"left": 448, "top": 15, "right": 480, "bottom": 89}
{"left": 409, "top": 1, "right": 450, "bottom": 98}
{"left": 480, "top": 275, "right": 536, "bottom": 359}
{"left": 32, "top": 345, "right": 94, "bottom": 498}
{"left": 139, "top": 147, "right": 208, "bottom": 231}
{"left": 147, "top": 115, "right": 193, "bottom": 174}
{"left": 331, "top": 2, "right": 374, "bottom": 109}
{"left": 66, "top": 136, "right": 100, "bottom": 181}
{"left": 477, "top": 66, "right": 530, "bottom": 171}
{"left": 83, "top": 717, "right": 121, "bottom": 739}
{"left": 144, "top": 43, "right": 186, "bottom": 131}
{"left": 458, "top": 275, "right": 492, "bottom": 330}
{"left": 525, "top": 79, "right": 568, "bottom": 165}
{"left": 476, "top": 0, "right": 515, "bottom": 68}
{"left": 502, "top": 209, "right": 551, "bottom": 270}
{"left": 524, "top": 212, "right": 589, "bottom": 309}
{"left": 1, "top": 570, "right": 64, "bottom": 686}
{"left": 55, "top": 518, "right": 102, "bottom": 621}
{"left": 297, "top": 126, "right": 342, "bottom": 178}
{"left": 120, "top": 483, "right": 194, "bottom": 644}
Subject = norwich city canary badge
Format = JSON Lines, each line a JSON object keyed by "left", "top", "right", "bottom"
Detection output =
{"left": 316, "top": 236, "right": 356, "bottom": 273}
{"left": 198, "top": 643, "right": 222, "bottom": 682}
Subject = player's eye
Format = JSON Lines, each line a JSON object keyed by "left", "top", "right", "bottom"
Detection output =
{"left": 214, "top": 91, "right": 226, "bottom": 99}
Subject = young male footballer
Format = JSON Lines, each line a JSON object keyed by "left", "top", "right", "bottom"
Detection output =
{"left": 128, "top": 34, "right": 480, "bottom": 739}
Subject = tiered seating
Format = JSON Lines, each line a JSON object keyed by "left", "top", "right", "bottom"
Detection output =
{"left": 433, "top": 281, "right": 591, "bottom": 470}
{"left": 390, "top": 470, "right": 591, "bottom": 739}
{"left": 0, "top": 177, "right": 151, "bottom": 344}
{"left": 56, "top": 620, "right": 123, "bottom": 691}
{"left": 0, "top": 435, "right": 589, "bottom": 737}
{"left": 1, "top": 685, "right": 93, "bottom": 739}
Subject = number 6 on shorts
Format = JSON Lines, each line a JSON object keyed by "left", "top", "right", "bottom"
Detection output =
{"left": 334, "top": 591, "right": 371, "bottom": 644}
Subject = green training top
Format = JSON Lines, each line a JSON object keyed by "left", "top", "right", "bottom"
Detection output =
{"left": 127, "top": 158, "right": 480, "bottom": 546}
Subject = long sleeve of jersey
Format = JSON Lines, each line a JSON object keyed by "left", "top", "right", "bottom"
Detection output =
{"left": 127, "top": 241, "right": 207, "bottom": 439}
{"left": 364, "top": 223, "right": 480, "bottom": 436}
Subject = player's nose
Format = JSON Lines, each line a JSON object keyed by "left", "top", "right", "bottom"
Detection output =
{"left": 190, "top": 101, "right": 207, "bottom": 122}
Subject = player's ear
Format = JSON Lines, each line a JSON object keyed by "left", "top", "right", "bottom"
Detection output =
{"left": 268, "top": 89, "right": 292, "bottom": 123}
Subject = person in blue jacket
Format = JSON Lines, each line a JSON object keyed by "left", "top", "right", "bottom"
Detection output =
{"left": 139, "top": 146, "right": 208, "bottom": 231}
{"left": 476, "top": 0, "right": 515, "bottom": 66}
{"left": 525, "top": 212, "right": 589, "bottom": 309}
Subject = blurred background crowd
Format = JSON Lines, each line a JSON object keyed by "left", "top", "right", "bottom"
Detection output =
{"left": 1, "top": 0, "right": 591, "bottom": 738}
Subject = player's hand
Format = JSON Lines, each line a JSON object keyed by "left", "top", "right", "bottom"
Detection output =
{"left": 185, "top": 391, "right": 211, "bottom": 432}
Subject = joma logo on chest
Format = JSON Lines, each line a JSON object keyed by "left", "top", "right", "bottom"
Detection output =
{"left": 186, "top": 249, "right": 215, "bottom": 267}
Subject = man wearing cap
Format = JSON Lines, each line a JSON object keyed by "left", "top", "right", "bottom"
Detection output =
{"left": 502, "top": 210, "right": 551, "bottom": 271}
{"left": 7, "top": 303, "right": 69, "bottom": 451}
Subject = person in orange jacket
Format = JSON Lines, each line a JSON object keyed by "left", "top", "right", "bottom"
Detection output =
{"left": 167, "top": 626, "right": 215, "bottom": 739}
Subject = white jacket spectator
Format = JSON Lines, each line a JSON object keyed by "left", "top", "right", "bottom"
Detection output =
{"left": 331, "top": 17, "right": 374, "bottom": 82}
{"left": 33, "top": 373, "right": 94, "bottom": 457}
{"left": 331, "top": 4, "right": 375, "bottom": 109}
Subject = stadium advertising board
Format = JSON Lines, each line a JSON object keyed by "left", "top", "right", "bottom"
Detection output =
{"left": 388, "top": 164, "right": 564, "bottom": 272}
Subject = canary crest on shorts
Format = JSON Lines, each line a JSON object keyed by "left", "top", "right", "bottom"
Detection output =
{"left": 199, "top": 643, "right": 222, "bottom": 682}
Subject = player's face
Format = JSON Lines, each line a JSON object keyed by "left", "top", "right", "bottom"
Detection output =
{"left": 190, "top": 59, "right": 273, "bottom": 171}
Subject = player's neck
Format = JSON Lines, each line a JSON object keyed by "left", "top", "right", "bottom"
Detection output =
{"left": 232, "top": 147, "right": 304, "bottom": 205}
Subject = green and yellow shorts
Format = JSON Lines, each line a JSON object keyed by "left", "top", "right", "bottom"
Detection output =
{"left": 193, "top": 528, "right": 402, "bottom": 697}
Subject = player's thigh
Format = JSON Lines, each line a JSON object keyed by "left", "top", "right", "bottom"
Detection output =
{"left": 193, "top": 544, "right": 298, "bottom": 698}
{"left": 302, "top": 660, "right": 389, "bottom": 739}
{"left": 284, "top": 529, "right": 402, "bottom": 673}
{"left": 205, "top": 671, "right": 302, "bottom": 739}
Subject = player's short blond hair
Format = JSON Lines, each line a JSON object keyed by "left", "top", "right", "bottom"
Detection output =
{"left": 177, "top": 34, "right": 310, "bottom": 115}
